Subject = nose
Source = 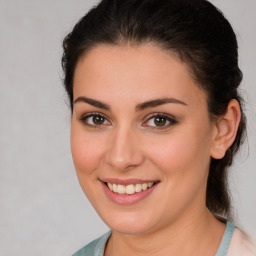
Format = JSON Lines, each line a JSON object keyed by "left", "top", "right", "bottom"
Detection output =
{"left": 105, "top": 126, "right": 145, "bottom": 171}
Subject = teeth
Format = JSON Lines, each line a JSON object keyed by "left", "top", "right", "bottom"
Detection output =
{"left": 148, "top": 182, "right": 153, "bottom": 188}
{"left": 113, "top": 183, "right": 118, "bottom": 193}
{"left": 142, "top": 183, "right": 148, "bottom": 190}
{"left": 126, "top": 184, "right": 135, "bottom": 194}
{"left": 135, "top": 184, "right": 142, "bottom": 193}
{"left": 107, "top": 183, "right": 113, "bottom": 191}
{"left": 107, "top": 182, "right": 155, "bottom": 195}
{"left": 117, "top": 185, "right": 126, "bottom": 194}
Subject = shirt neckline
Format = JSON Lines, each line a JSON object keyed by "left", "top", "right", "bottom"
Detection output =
{"left": 215, "top": 221, "right": 235, "bottom": 256}
{"left": 97, "top": 221, "right": 235, "bottom": 256}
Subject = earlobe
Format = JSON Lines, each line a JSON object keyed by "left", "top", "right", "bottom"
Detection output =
{"left": 210, "top": 99, "right": 241, "bottom": 159}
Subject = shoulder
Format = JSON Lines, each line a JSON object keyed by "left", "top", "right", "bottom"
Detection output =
{"left": 72, "top": 231, "right": 112, "bottom": 256}
{"left": 228, "top": 228, "right": 256, "bottom": 256}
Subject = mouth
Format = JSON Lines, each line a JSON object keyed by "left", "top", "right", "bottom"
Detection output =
{"left": 105, "top": 182, "right": 156, "bottom": 195}
{"left": 99, "top": 178, "right": 160, "bottom": 204}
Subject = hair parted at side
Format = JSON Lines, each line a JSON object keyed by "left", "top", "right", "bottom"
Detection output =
{"left": 62, "top": 0, "right": 246, "bottom": 219}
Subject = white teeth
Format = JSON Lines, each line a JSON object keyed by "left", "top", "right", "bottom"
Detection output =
{"left": 135, "top": 184, "right": 142, "bottom": 193}
{"left": 107, "top": 182, "right": 155, "bottom": 195}
{"left": 126, "top": 184, "right": 135, "bottom": 194}
{"left": 117, "top": 185, "right": 126, "bottom": 194}
{"left": 148, "top": 182, "right": 153, "bottom": 188}
{"left": 113, "top": 184, "right": 118, "bottom": 193}
{"left": 107, "top": 183, "right": 113, "bottom": 191}
{"left": 142, "top": 183, "right": 148, "bottom": 190}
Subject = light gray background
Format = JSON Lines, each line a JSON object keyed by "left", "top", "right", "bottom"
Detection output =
{"left": 0, "top": 0, "right": 255, "bottom": 255}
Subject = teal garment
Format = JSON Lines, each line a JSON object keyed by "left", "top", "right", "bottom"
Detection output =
{"left": 73, "top": 231, "right": 111, "bottom": 256}
{"left": 216, "top": 221, "right": 235, "bottom": 256}
{"left": 73, "top": 221, "right": 235, "bottom": 256}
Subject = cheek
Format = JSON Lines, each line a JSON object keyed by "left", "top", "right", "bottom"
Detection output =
{"left": 146, "top": 127, "right": 212, "bottom": 179}
{"left": 144, "top": 129, "right": 212, "bottom": 216}
{"left": 70, "top": 124, "right": 108, "bottom": 206}
{"left": 70, "top": 124, "right": 105, "bottom": 177}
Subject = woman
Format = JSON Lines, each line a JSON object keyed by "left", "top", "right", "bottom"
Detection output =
{"left": 62, "top": 0, "right": 255, "bottom": 255}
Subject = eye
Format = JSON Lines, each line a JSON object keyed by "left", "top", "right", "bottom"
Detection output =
{"left": 143, "top": 114, "right": 177, "bottom": 129}
{"left": 80, "top": 113, "right": 111, "bottom": 127}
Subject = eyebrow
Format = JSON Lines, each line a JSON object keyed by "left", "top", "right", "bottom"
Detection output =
{"left": 73, "top": 96, "right": 187, "bottom": 111}
{"left": 74, "top": 96, "right": 111, "bottom": 110}
{"left": 135, "top": 98, "right": 187, "bottom": 111}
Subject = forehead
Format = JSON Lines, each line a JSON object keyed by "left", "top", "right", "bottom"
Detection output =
{"left": 73, "top": 44, "right": 207, "bottom": 108}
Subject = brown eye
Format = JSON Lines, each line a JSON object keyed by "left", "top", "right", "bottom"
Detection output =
{"left": 143, "top": 114, "right": 177, "bottom": 129}
{"left": 93, "top": 115, "right": 105, "bottom": 125}
{"left": 80, "top": 113, "right": 111, "bottom": 127}
{"left": 154, "top": 116, "right": 167, "bottom": 126}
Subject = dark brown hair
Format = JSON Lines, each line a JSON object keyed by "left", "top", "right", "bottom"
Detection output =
{"left": 62, "top": 0, "right": 246, "bottom": 219}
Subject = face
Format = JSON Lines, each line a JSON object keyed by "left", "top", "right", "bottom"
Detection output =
{"left": 71, "top": 44, "right": 216, "bottom": 235}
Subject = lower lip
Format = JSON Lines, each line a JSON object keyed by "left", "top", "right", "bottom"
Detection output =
{"left": 101, "top": 182, "right": 159, "bottom": 205}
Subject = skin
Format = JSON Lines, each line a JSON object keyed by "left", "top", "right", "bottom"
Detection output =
{"left": 71, "top": 44, "right": 241, "bottom": 255}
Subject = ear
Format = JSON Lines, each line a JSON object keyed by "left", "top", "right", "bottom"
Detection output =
{"left": 210, "top": 99, "right": 241, "bottom": 159}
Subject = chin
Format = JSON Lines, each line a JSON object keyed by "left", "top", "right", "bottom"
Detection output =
{"left": 100, "top": 211, "right": 158, "bottom": 235}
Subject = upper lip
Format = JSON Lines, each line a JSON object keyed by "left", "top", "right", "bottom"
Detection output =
{"left": 99, "top": 178, "right": 160, "bottom": 185}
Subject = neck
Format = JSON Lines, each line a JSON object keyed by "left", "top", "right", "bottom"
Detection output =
{"left": 105, "top": 209, "right": 226, "bottom": 256}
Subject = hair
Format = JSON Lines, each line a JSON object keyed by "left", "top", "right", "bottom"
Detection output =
{"left": 62, "top": 0, "right": 246, "bottom": 219}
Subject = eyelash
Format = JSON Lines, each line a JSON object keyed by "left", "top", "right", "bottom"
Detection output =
{"left": 79, "top": 112, "right": 110, "bottom": 128}
{"left": 79, "top": 112, "right": 177, "bottom": 130}
{"left": 143, "top": 113, "right": 177, "bottom": 130}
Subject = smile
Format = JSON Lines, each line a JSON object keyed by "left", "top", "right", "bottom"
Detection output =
{"left": 107, "top": 182, "right": 154, "bottom": 195}
{"left": 100, "top": 179, "right": 159, "bottom": 205}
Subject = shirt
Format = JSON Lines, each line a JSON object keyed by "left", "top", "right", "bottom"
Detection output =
{"left": 73, "top": 221, "right": 256, "bottom": 256}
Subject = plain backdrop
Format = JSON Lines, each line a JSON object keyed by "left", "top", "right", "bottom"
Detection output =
{"left": 0, "top": 0, "right": 255, "bottom": 255}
